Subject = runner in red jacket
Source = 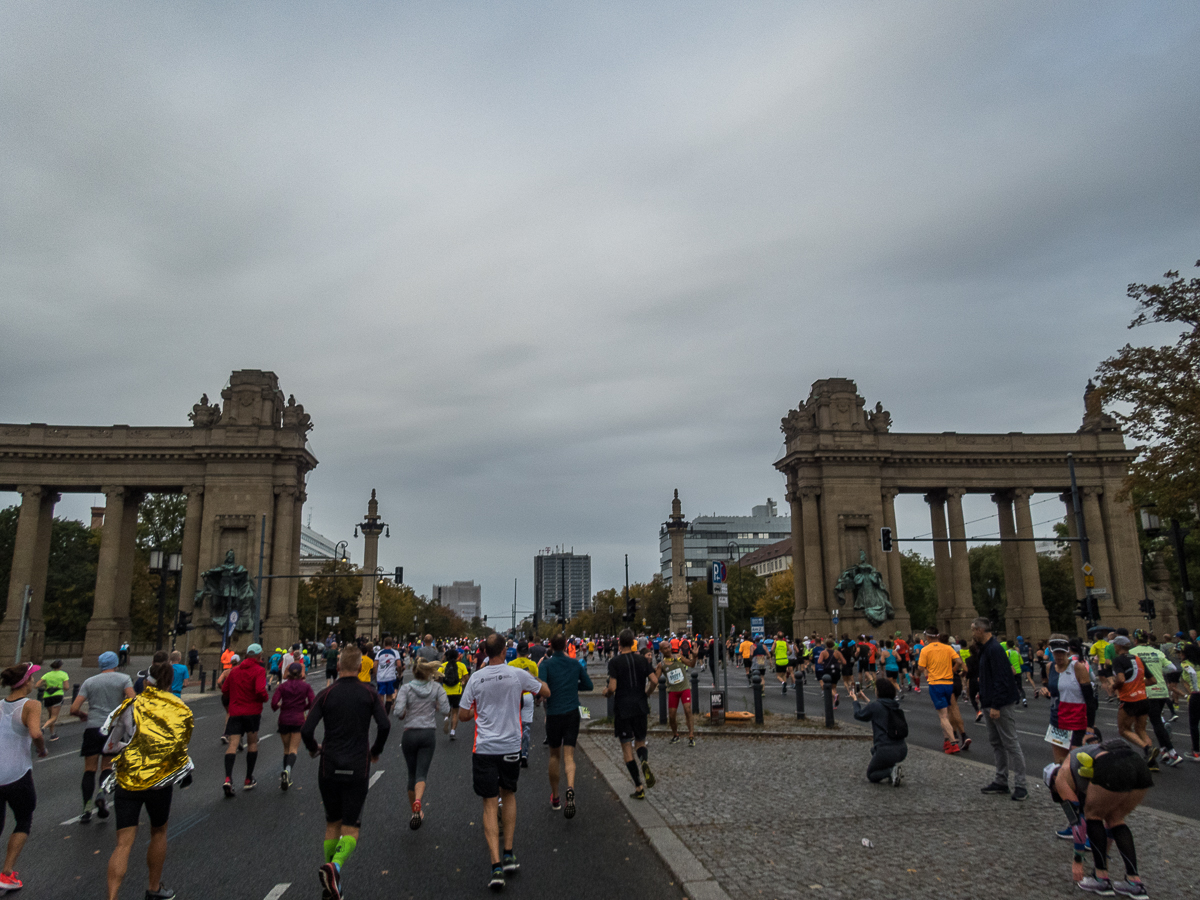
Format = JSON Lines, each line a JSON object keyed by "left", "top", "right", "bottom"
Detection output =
{"left": 221, "top": 643, "right": 269, "bottom": 796}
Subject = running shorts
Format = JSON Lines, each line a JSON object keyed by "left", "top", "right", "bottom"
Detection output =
{"left": 668, "top": 690, "right": 691, "bottom": 711}
{"left": 318, "top": 776, "right": 370, "bottom": 827}
{"left": 81, "top": 727, "right": 107, "bottom": 758}
{"left": 898, "top": 659, "right": 909, "bottom": 671}
{"left": 42, "top": 694, "right": 62, "bottom": 709}
{"left": 614, "top": 713, "right": 648, "bottom": 744}
{"left": 1091, "top": 745, "right": 1154, "bottom": 793}
{"left": 868, "top": 663, "right": 877, "bottom": 673}
{"left": 446, "top": 694, "right": 462, "bottom": 709}
{"left": 1166, "top": 671, "right": 1181, "bottom": 684}
{"left": 0, "top": 771, "right": 36, "bottom": 835}
{"left": 545, "top": 710, "right": 581, "bottom": 748}
{"left": 1098, "top": 665, "right": 1113, "bottom": 678}
{"left": 775, "top": 664, "right": 789, "bottom": 674}
{"left": 928, "top": 684, "right": 955, "bottom": 710}
{"left": 471, "top": 753, "right": 520, "bottom": 798}
{"left": 325, "top": 667, "right": 338, "bottom": 679}
{"left": 225, "top": 714, "right": 262, "bottom": 736}
{"left": 277, "top": 723, "right": 301, "bottom": 735}
{"left": 115, "top": 785, "right": 172, "bottom": 830}
{"left": 376, "top": 680, "right": 396, "bottom": 696}
{"left": 1120, "top": 699, "right": 1150, "bottom": 718}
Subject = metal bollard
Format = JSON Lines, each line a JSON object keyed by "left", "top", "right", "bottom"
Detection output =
{"left": 606, "top": 691, "right": 614, "bottom": 720}
{"left": 795, "top": 673, "right": 805, "bottom": 720}
{"left": 690, "top": 671, "right": 700, "bottom": 714}
{"left": 72, "top": 683, "right": 80, "bottom": 701}
{"left": 658, "top": 680, "right": 667, "bottom": 724}
{"left": 822, "top": 675, "right": 834, "bottom": 727}
{"left": 198, "top": 667, "right": 205, "bottom": 694}
{"left": 211, "top": 669, "right": 218, "bottom": 691}
{"left": 751, "top": 670, "right": 763, "bottom": 724}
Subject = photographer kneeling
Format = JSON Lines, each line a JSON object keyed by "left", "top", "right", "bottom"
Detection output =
{"left": 853, "top": 678, "right": 908, "bottom": 786}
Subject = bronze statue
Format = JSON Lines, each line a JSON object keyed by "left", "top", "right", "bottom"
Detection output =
{"left": 194, "top": 549, "right": 257, "bottom": 633}
{"left": 834, "top": 550, "right": 894, "bottom": 626}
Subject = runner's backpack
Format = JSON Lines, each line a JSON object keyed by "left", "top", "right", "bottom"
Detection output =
{"left": 443, "top": 662, "right": 460, "bottom": 688}
{"left": 885, "top": 703, "right": 909, "bottom": 741}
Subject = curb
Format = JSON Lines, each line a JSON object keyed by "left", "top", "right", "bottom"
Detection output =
{"left": 578, "top": 734, "right": 732, "bottom": 900}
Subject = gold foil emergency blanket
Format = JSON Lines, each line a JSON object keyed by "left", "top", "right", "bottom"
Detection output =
{"left": 111, "top": 686, "right": 194, "bottom": 791}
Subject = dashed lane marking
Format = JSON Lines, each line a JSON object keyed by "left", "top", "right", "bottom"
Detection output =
{"left": 263, "top": 885, "right": 291, "bottom": 900}
{"left": 369, "top": 769, "right": 384, "bottom": 789}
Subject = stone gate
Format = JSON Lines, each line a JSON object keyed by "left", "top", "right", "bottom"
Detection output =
{"left": 0, "top": 370, "right": 317, "bottom": 666}
{"left": 775, "top": 378, "right": 1160, "bottom": 641}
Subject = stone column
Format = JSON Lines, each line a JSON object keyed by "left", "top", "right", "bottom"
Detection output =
{"left": 355, "top": 490, "right": 386, "bottom": 639}
{"left": 1101, "top": 482, "right": 1142, "bottom": 614}
{"left": 111, "top": 490, "right": 142, "bottom": 646}
{"left": 261, "top": 485, "right": 298, "bottom": 651}
{"left": 881, "top": 489, "right": 907, "bottom": 622}
{"left": 84, "top": 487, "right": 129, "bottom": 666}
{"left": 1013, "top": 489, "right": 1050, "bottom": 639}
{"left": 1081, "top": 487, "right": 1118, "bottom": 618}
{"left": 925, "top": 491, "right": 953, "bottom": 631}
{"left": 993, "top": 491, "right": 1024, "bottom": 637}
{"left": 0, "top": 486, "right": 58, "bottom": 664}
{"left": 666, "top": 492, "right": 689, "bottom": 634}
{"left": 289, "top": 489, "right": 305, "bottom": 619}
{"left": 945, "top": 489, "right": 976, "bottom": 637}
{"left": 1062, "top": 494, "right": 1086, "bottom": 601}
{"left": 799, "top": 489, "right": 826, "bottom": 622}
{"left": 787, "top": 486, "right": 807, "bottom": 636}
{"left": 177, "top": 487, "right": 204, "bottom": 618}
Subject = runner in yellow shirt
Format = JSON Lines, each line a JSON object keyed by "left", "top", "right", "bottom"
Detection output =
{"left": 509, "top": 642, "right": 541, "bottom": 766}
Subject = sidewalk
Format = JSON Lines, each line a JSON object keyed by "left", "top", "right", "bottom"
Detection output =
{"left": 580, "top": 731, "right": 1199, "bottom": 900}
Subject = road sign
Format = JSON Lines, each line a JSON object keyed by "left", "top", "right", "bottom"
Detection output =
{"left": 608, "top": 605, "right": 614, "bottom": 614}
{"left": 831, "top": 608, "right": 839, "bottom": 625}
{"left": 712, "top": 561, "right": 727, "bottom": 584}
{"left": 717, "top": 583, "right": 729, "bottom": 608}
{"left": 751, "top": 616, "right": 764, "bottom": 635}
{"left": 228, "top": 610, "right": 239, "bottom": 624}
{"left": 709, "top": 690, "right": 725, "bottom": 726}
{"left": 1082, "top": 563, "right": 1094, "bottom": 576}
{"left": 1084, "top": 575, "right": 1095, "bottom": 588}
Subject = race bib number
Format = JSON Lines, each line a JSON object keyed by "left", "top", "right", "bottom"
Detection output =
{"left": 578, "top": 705, "right": 592, "bottom": 720}
{"left": 1045, "top": 724, "right": 1071, "bottom": 749}
{"left": 666, "top": 667, "right": 685, "bottom": 686}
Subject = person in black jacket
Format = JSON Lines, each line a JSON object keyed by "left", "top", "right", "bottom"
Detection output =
{"left": 972, "top": 617, "right": 1027, "bottom": 801}
{"left": 853, "top": 678, "right": 907, "bottom": 786}
{"left": 302, "top": 646, "right": 390, "bottom": 900}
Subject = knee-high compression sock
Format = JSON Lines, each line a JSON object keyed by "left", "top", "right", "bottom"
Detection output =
{"left": 323, "top": 839, "right": 338, "bottom": 863}
{"left": 636, "top": 746, "right": 648, "bottom": 763}
{"left": 224, "top": 754, "right": 236, "bottom": 779}
{"left": 246, "top": 751, "right": 258, "bottom": 778}
{"left": 1109, "top": 824, "right": 1138, "bottom": 877}
{"left": 1085, "top": 819, "right": 1110, "bottom": 873}
{"left": 284, "top": 753, "right": 297, "bottom": 771}
{"left": 81, "top": 770, "right": 95, "bottom": 806}
{"left": 332, "top": 836, "right": 357, "bottom": 869}
{"left": 625, "top": 759, "right": 642, "bottom": 786}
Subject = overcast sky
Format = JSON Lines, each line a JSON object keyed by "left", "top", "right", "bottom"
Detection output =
{"left": 2, "top": 3, "right": 1198, "bottom": 624}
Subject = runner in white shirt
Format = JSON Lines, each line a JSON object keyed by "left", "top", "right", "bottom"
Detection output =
{"left": 457, "top": 633, "right": 548, "bottom": 891}
{"left": 374, "top": 637, "right": 402, "bottom": 715}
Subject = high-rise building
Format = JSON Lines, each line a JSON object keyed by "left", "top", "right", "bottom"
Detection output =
{"left": 433, "top": 580, "right": 482, "bottom": 622}
{"left": 534, "top": 550, "right": 591, "bottom": 622}
{"left": 660, "top": 499, "right": 790, "bottom": 586}
{"left": 298, "top": 524, "right": 351, "bottom": 579}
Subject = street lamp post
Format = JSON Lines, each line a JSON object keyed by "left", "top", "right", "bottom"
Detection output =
{"left": 148, "top": 549, "right": 182, "bottom": 652}
{"left": 315, "top": 541, "right": 349, "bottom": 641}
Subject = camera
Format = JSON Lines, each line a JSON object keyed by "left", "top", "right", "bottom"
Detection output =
{"left": 853, "top": 681, "right": 861, "bottom": 692}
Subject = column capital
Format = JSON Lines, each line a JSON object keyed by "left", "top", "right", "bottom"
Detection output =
{"left": 881, "top": 487, "right": 900, "bottom": 502}
{"left": 184, "top": 484, "right": 204, "bottom": 497}
{"left": 100, "top": 485, "right": 126, "bottom": 499}
{"left": 274, "top": 484, "right": 298, "bottom": 498}
{"left": 924, "top": 490, "right": 946, "bottom": 505}
{"left": 799, "top": 487, "right": 821, "bottom": 500}
{"left": 15, "top": 485, "right": 44, "bottom": 498}
{"left": 990, "top": 491, "right": 1012, "bottom": 505}
{"left": 1082, "top": 486, "right": 1102, "bottom": 499}
{"left": 1014, "top": 488, "right": 1036, "bottom": 501}
{"left": 946, "top": 487, "right": 967, "bottom": 501}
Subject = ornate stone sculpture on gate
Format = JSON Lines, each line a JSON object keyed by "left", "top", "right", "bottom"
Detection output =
{"left": 834, "top": 551, "right": 894, "bottom": 626}
{"left": 194, "top": 550, "right": 257, "bottom": 634}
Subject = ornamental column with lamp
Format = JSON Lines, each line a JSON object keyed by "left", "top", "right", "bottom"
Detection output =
{"left": 666, "top": 490, "right": 689, "bottom": 634}
{"left": 355, "top": 490, "right": 388, "bottom": 639}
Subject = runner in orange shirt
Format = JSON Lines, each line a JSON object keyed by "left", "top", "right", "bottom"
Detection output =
{"left": 917, "top": 631, "right": 970, "bottom": 754}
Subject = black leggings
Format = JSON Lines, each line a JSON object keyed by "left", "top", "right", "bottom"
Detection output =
{"left": 0, "top": 771, "right": 36, "bottom": 835}
{"left": 867, "top": 743, "right": 907, "bottom": 783}
{"left": 401, "top": 728, "right": 437, "bottom": 790}
{"left": 1189, "top": 692, "right": 1200, "bottom": 753}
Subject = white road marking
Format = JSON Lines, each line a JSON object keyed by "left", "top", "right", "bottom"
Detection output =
{"left": 369, "top": 769, "right": 384, "bottom": 789}
{"left": 60, "top": 814, "right": 83, "bottom": 825}
{"left": 37, "top": 750, "right": 77, "bottom": 762}
{"left": 263, "top": 884, "right": 291, "bottom": 900}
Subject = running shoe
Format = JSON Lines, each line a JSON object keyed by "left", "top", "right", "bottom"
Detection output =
{"left": 280, "top": 770, "right": 291, "bottom": 791}
{"left": 519, "top": 757, "right": 528, "bottom": 768}
{"left": 564, "top": 787, "right": 576, "bottom": 819}
{"left": 641, "top": 760, "right": 656, "bottom": 788}
{"left": 410, "top": 799, "right": 423, "bottom": 830}
{"left": 550, "top": 794, "right": 561, "bottom": 811}
{"left": 1011, "top": 787, "right": 1028, "bottom": 802}
{"left": 145, "top": 883, "right": 177, "bottom": 899}
{"left": 488, "top": 865, "right": 505, "bottom": 892}
{"left": 49, "top": 733, "right": 58, "bottom": 741}
{"left": 502, "top": 851, "right": 519, "bottom": 874}
{"left": 1167, "top": 713, "right": 1179, "bottom": 723}
{"left": 943, "top": 740, "right": 961, "bottom": 755}
{"left": 975, "top": 712, "right": 984, "bottom": 724}
{"left": 980, "top": 782, "right": 1010, "bottom": 794}
{"left": 80, "top": 804, "right": 93, "bottom": 823}
{"left": 688, "top": 737, "right": 696, "bottom": 748}
{"left": 1076, "top": 875, "right": 1115, "bottom": 895}
{"left": 444, "top": 717, "right": 450, "bottom": 734}
{"left": 244, "top": 777, "right": 257, "bottom": 791}
{"left": 318, "top": 863, "right": 342, "bottom": 900}
{"left": 96, "top": 795, "right": 110, "bottom": 819}
{"left": 220, "top": 735, "right": 228, "bottom": 744}
{"left": 223, "top": 778, "right": 235, "bottom": 798}
{"left": 958, "top": 736, "right": 972, "bottom": 752}
{"left": 669, "top": 735, "right": 680, "bottom": 745}
{"left": 1056, "top": 826, "right": 1074, "bottom": 840}
{"left": 0, "top": 872, "right": 22, "bottom": 891}
{"left": 1163, "top": 751, "right": 1182, "bottom": 768}
{"left": 890, "top": 763, "right": 903, "bottom": 787}
{"left": 913, "top": 687, "right": 920, "bottom": 693}
{"left": 630, "top": 786, "right": 646, "bottom": 800}
{"left": 1111, "top": 879, "right": 1148, "bottom": 897}
{"left": 1184, "top": 751, "right": 1200, "bottom": 762}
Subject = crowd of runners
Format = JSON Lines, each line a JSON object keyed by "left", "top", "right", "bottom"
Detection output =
{"left": 0, "top": 621, "right": 1197, "bottom": 897}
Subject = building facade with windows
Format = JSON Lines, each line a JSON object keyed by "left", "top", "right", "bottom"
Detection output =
{"left": 299, "top": 524, "right": 351, "bottom": 579}
{"left": 433, "top": 580, "right": 482, "bottom": 622}
{"left": 534, "top": 550, "right": 591, "bottom": 621}
{"left": 660, "top": 499, "right": 791, "bottom": 586}
{"left": 737, "top": 538, "right": 793, "bottom": 577}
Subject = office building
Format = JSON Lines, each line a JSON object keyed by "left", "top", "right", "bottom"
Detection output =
{"left": 299, "top": 524, "right": 350, "bottom": 579}
{"left": 737, "top": 538, "right": 793, "bottom": 577}
{"left": 433, "top": 580, "right": 482, "bottom": 622}
{"left": 534, "top": 550, "right": 591, "bottom": 621}
{"left": 660, "top": 498, "right": 791, "bottom": 586}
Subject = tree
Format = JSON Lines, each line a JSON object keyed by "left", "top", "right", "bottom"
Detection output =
{"left": 968, "top": 545, "right": 1007, "bottom": 624}
{"left": 1038, "top": 552, "right": 1078, "bottom": 635}
{"left": 1097, "top": 260, "right": 1200, "bottom": 519}
{"left": 298, "top": 560, "right": 364, "bottom": 641}
{"left": 899, "top": 550, "right": 936, "bottom": 632}
{"left": 43, "top": 518, "right": 100, "bottom": 641}
{"left": 755, "top": 567, "right": 795, "bottom": 633}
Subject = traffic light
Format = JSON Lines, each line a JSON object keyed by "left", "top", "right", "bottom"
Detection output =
{"left": 707, "top": 564, "right": 714, "bottom": 594}
{"left": 1138, "top": 598, "right": 1157, "bottom": 620}
{"left": 174, "top": 610, "right": 192, "bottom": 636}
{"left": 623, "top": 590, "right": 636, "bottom": 622}
{"left": 1076, "top": 597, "right": 1091, "bottom": 622}
{"left": 880, "top": 527, "right": 893, "bottom": 553}
{"left": 395, "top": 566, "right": 404, "bottom": 584}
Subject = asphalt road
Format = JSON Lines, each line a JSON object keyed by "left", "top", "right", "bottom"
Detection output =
{"left": 16, "top": 669, "right": 685, "bottom": 900}
{"left": 681, "top": 659, "right": 1200, "bottom": 820}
